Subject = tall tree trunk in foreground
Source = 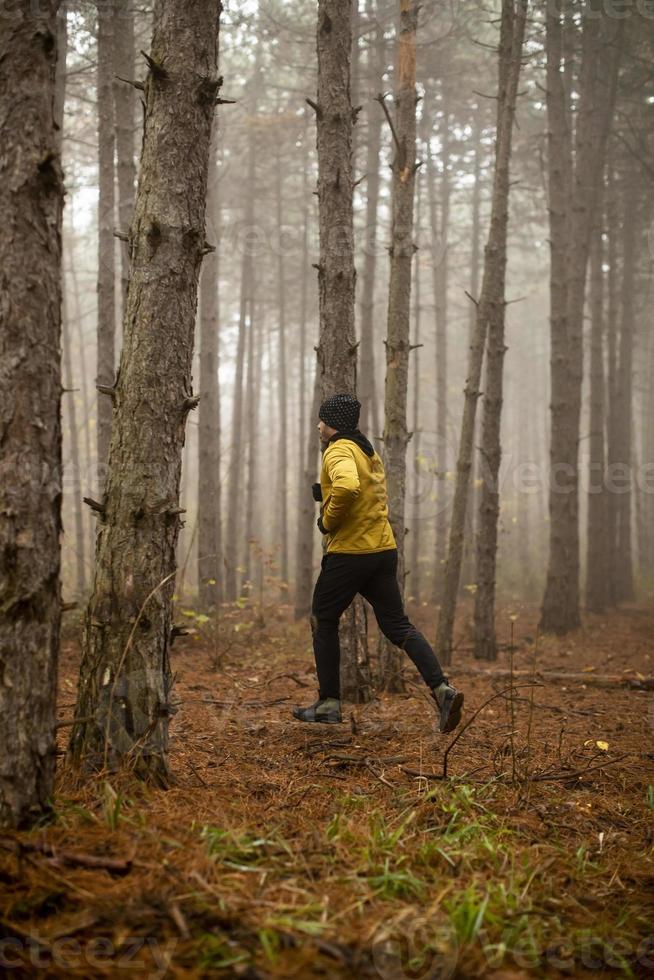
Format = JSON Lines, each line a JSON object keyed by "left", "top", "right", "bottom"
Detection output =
{"left": 114, "top": 0, "right": 137, "bottom": 317}
{"left": 70, "top": 0, "right": 222, "bottom": 783}
{"left": 473, "top": 0, "right": 527, "bottom": 661}
{"left": 540, "top": 8, "right": 621, "bottom": 634}
{"left": 198, "top": 133, "right": 222, "bottom": 608}
{"left": 585, "top": 204, "right": 609, "bottom": 612}
{"left": 0, "top": 1, "right": 64, "bottom": 828}
{"left": 378, "top": 0, "right": 419, "bottom": 693}
{"left": 313, "top": 0, "right": 371, "bottom": 703}
{"left": 96, "top": 2, "right": 116, "bottom": 490}
{"left": 436, "top": 0, "right": 526, "bottom": 665}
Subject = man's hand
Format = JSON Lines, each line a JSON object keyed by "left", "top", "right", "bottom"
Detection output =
{"left": 312, "top": 482, "right": 323, "bottom": 502}
{"left": 317, "top": 516, "right": 329, "bottom": 535}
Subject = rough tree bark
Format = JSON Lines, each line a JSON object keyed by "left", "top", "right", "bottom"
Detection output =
{"left": 69, "top": 0, "right": 222, "bottom": 783}
{"left": 96, "top": 1, "right": 116, "bottom": 489}
{"left": 436, "top": 0, "right": 526, "bottom": 665}
{"left": 540, "top": 7, "right": 621, "bottom": 634}
{"left": 472, "top": 0, "right": 527, "bottom": 661}
{"left": 0, "top": 0, "right": 64, "bottom": 828}
{"left": 198, "top": 132, "right": 222, "bottom": 608}
{"left": 313, "top": 0, "right": 371, "bottom": 704}
{"left": 377, "top": 0, "right": 419, "bottom": 693}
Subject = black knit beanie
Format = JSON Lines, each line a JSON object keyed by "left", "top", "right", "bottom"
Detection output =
{"left": 319, "top": 393, "right": 361, "bottom": 432}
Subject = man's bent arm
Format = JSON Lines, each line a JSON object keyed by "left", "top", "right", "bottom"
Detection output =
{"left": 321, "top": 444, "right": 360, "bottom": 530}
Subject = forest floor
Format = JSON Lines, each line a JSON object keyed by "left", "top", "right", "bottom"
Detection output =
{"left": 1, "top": 599, "right": 653, "bottom": 979}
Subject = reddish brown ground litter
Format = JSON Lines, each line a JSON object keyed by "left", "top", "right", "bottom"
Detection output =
{"left": 1, "top": 601, "right": 653, "bottom": 978}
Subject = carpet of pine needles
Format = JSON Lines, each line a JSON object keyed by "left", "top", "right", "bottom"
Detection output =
{"left": 1, "top": 598, "right": 653, "bottom": 978}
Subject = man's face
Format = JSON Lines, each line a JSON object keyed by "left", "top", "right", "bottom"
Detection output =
{"left": 318, "top": 419, "right": 337, "bottom": 445}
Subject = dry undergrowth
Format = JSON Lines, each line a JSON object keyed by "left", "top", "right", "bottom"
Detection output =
{"left": 1, "top": 601, "right": 653, "bottom": 978}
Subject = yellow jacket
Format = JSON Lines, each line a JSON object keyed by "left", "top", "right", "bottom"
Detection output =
{"left": 320, "top": 436, "right": 396, "bottom": 554}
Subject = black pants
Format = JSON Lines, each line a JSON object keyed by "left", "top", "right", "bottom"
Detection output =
{"left": 311, "top": 548, "right": 447, "bottom": 699}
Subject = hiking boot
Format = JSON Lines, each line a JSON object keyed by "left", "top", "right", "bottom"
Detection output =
{"left": 292, "top": 697, "right": 342, "bottom": 725}
{"left": 431, "top": 682, "right": 464, "bottom": 734}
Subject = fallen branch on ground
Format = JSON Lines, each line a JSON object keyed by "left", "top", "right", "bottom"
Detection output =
{"left": 0, "top": 838, "right": 132, "bottom": 875}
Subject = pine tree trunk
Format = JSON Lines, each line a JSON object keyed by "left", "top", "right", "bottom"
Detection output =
{"left": 516, "top": 376, "right": 535, "bottom": 598}
{"left": 358, "top": 9, "right": 384, "bottom": 438}
{"left": 472, "top": 0, "right": 527, "bottom": 662}
{"left": 96, "top": 2, "right": 117, "bottom": 490}
{"left": 276, "top": 148, "right": 289, "bottom": 589}
{"left": 58, "top": 8, "right": 86, "bottom": 601}
{"left": 436, "top": 0, "right": 526, "bottom": 665}
{"left": 314, "top": 0, "right": 371, "bottom": 704}
{"left": 198, "top": 133, "right": 222, "bottom": 608}
{"left": 69, "top": 0, "right": 222, "bottom": 783}
{"left": 540, "top": 11, "right": 621, "bottom": 633}
{"left": 63, "top": 293, "right": 87, "bottom": 600}
{"left": 224, "top": 122, "right": 255, "bottom": 601}
{"left": 461, "top": 111, "right": 483, "bottom": 591}
{"left": 244, "top": 298, "right": 260, "bottom": 591}
{"left": 294, "top": 129, "right": 317, "bottom": 620}
{"left": 409, "top": 175, "right": 422, "bottom": 601}
{"left": 428, "top": 107, "right": 449, "bottom": 606}
{"left": 0, "top": 1, "right": 64, "bottom": 829}
{"left": 295, "top": 372, "right": 321, "bottom": 619}
{"left": 642, "top": 321, "right": 654, "bottom": 578}
{"left": 585, "top": 203, "right": 609, "bottom": 612}
{"left": 605, "top": 165, "right": 620, "bottom": 605}
{"left": 614, "top": 179, "right": 638, "bottom": 603}
{"left": 114, "top": 0, "right": 136, "bottom": 317}
{"left": 378, "top": 0, "right": 419, "bottom": 694}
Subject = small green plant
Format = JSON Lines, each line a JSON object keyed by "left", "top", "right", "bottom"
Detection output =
{"left": 202, "top": 826, "right": 291, "bottom": 870}
{"left": 363, "top": 809, "right": 417, "bottom": 863}
{"left": 366, "top": 858, "right": 425, "bottom": 900}
{"left": 195, "top": 934, "right": 249, "bottom": 970}
{"left": 258, "top": 927, "right": 281, "bottom": 962}
{"left": 448, "top": 886, "right": 491, "bottom": 944}
{"left": 103, "top": 781, "right": 122, "bottom": 830}
{"left": 266, "top": 915, "right": 326, "bottom": 937}
{"left": 646, "top": 785, "right": 654, "bottom": 811}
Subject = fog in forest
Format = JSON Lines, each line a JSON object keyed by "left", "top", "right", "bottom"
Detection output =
{"left": 57, "top": 0, "right": 653, "bottom": 624}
